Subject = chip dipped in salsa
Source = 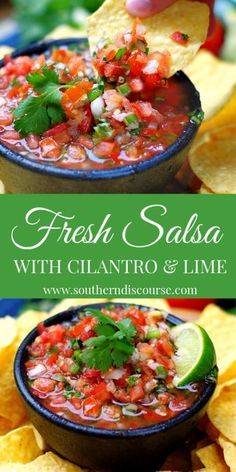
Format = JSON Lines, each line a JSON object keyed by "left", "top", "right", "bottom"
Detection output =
{"left": 0, "top": 23, "right": 201, "bottom": 171}
{"left": 25, "top": 306, "right": 206, "bottom": 430}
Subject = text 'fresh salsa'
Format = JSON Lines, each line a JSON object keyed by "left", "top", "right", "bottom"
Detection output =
{"left": 0, "top": 23, "right": 194, "bottom": 170}
{"left": 25, "top": 306, "right": 203, "bottom": 430}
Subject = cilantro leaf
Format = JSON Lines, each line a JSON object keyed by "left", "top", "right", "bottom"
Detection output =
{"left": 81, "top": 338, "right": 112, "bottom": 373}
{"left": 117, "top": 318, "right": 137, "bottom": 341}
{"left": 188, "top": 110, "right": 205, "bottom": 125}
{"left": 27, "top": 67, "right": 60, "bottom": 90}
{"left": 13, "top": 68, "right": 66, "bottom": 137}
{"left": 14, "top": 96, "right": 50, "bottom": 137}
{"left": 80, "top": 309, "right": 137, "bottom": 373}
{"left": 95, "top": 324, "right": 117, "bottom": 337}
{"left": 86, "top": 308, "right": 117, "bottom": 328}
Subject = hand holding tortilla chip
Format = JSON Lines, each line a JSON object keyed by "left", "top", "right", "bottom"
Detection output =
{"left": 126, "top": 0, "right": 215, "bottom": 34}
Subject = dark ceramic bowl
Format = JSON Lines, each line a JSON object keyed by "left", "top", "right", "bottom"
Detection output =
{"left": 14, "top": 303, "right": 216, "bottom": 472}
{"left": 0, "top": 38, "right": 202, "bottom": 194}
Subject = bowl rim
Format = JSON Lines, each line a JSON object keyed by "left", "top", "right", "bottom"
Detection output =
{"left": 14, "top": 302, "right": 217, "bottom": 439}
{"left": 0, "top": 37, "right": 201, "bottom": 181}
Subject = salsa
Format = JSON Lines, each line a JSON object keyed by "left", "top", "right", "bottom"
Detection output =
{"left": 0, "top": 23, "right": 192, "bottom": 170}
{"left": 25, "top": 306, "right": 203, "bottom": 430}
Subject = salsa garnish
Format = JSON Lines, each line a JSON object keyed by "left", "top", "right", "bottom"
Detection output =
{"left": 170, "top": 32, "right": 190, "bottom": 46}
{"left": 0, "top": 23, "right": 191, "bottom": 170}
{"left": 25, "top": 306, "right": 204, "bottom": 430}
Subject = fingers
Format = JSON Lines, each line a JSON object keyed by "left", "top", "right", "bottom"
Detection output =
{"left": 126, "top": 0, "right": 177, "bottom": 18}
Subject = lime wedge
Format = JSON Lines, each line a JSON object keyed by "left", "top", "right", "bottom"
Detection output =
{"left": 171, "top": 322, "right": 216, "bottom": 387}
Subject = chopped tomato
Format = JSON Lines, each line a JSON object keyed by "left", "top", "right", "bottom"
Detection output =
{"left": 80, "top": 330, "right": 95, "bottom": 342}
{"left": 84, "top": 369, "right": 101, "bottom": 380}
{"left": 128, "top": 308, "right": 146, "bottom": 326}
{"left": 65, "top": 81, "right": 93, "bottom": 104}
{"left": 47, "top": 325, "right": 65, "bottom": 346}
{"left": 77, "top": 106, "right": 92, "bottom": 134}
{"left": 26, "top": 134, "right": 40, "bottom": 150}
{"left": 89, "top": 382, "right": 111, "bottom": 402}
{"left": 83, "top": 397, "right": 101, "bottom": 418}
{"left": 103, "top": 46, "right": 117, "bottom": 61}
{"left": 143, "top": 73, "right": 162, "bottom": 89}
{"left": 5, "top": 56, "right": 33, "bottom": 76}
{"left": 33, "top": 378, "right": 56, "bottom": 393}
{"left": 68, "top": 143, "right": 86, "bottom": 161}
{"left": 70, "top": 316, "right": 94, "bottom": 339}
{"left": 170, "top": 32, "right": 189, "bottom": 46}
{"left": 94, "top": 141, "right": 116, "bottom": 158}
{"left": 157, "top": 335, "right": 174, "bottom": 357}
{"left": 103, "top": 62, "right": 125, "bottom": 79}
{"left": 128, "top": 51, "right": 148, "bottom": 76}
{"left": 40, "top": 137, "right": 61, "bottom": 159}
{"left": 70, "top": 397, "right": 82, "bottom": 410}
{"left": 0, "top": 130, "right": 20, "bottom": 141}
{"left": 47, "top": 352, "right": 59, "bottom": 365}
{"left": 130, "top": 383, "right": 145, "bottom": 402}
{"left": 78, "top": 135, "right": 93, "bottom": 149}
{"left": 132, "top": 101, "right": 153, "bottom": 118}
{"left": 43, "top": 123, "right": 68, "bottom": 138}
{"left": 0, "top": 111, "right": 13, "bottom": 126}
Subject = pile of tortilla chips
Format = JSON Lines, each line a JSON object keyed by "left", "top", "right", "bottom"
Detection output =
{"left": 185, "top": 51, "right": 236, "bottom": 195}
{"left": 0, "top": 298, "right": 235, "bottom": 471}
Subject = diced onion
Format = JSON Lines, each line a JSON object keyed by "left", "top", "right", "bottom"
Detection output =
{"left": 28, "top": 364, "right": 46, "bottom": 379}
{"left": 86, "top": 148, "right": 107, "bottom": 164}
{"left": 103, "top": 368, "right": 125, "bottom": 380}
{"left": 90, "top": 96, "right": 105, "bottom": 118}
{"left": 113, "top": 112, "right": 128, "bottom": 122}
{"left": 142, "top": 60, "right": 159, "bottom": 75}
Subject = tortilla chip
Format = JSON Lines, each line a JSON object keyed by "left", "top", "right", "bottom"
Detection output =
{"left": 32, "top": 426, "right": 46, "bottom": 452}
{"left": 219, "top": 361, "right": 236, "bottom": 386}
{"left": 88, "top": 0, "right": 209, "bottom": 77}
{"left": 185, "top": 50, "right": 236, "bottom": 121}
{"left": 0, "top": 344, "right": 28, "bottom": 431}
{"left": 200, "top": 89, "right": 236, "bottom": 134}
{"left": 0, "top": 425, "right": 42, "bottom": 464}
{"left": 0, "top": 418, "right": 12, "bottom": 436}
{"left": 208, "top": 380, "right": 236, "bottom": 443}
{"left": 49, "top": 298, "right": 108, "bottom": 316}
{"left": 218, "top": 435, "right": 236, "bottom": 472}
{"left": 189, "top": 125, "right": 236, "bottom": 194}
{"left": 0, "top": 451, "right": 83, "bottom": 471}
{"left": 196, "top": 444, "right": 229, "bottom": 472}
{"left": 198, "top": 305, "right": 236, "bottom": 382}
{"left": 0, "top": 181, "right": 5, "bottom": 194}
{"left": 112, "top": 298, "right": 169, "bottom": 311}
{"left": 0, "top": 47, "right": 13, "bottom": 60}
{"left": 0, "top": 317, "right": 17, "bottom": 360}
{"left": 199, "top": 184, "right": 214, "bottom": 195}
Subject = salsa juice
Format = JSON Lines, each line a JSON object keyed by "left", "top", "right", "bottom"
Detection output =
{"left": 25, "top": 306, "right": 203, "bottom": 430}
{"left": 0, "top": 25, "right": 192, "bottom": 170}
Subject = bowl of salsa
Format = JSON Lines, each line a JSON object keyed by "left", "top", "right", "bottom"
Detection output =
{"left": 0, "top": 32, "right": 202, "bottom": 193}
{"left": 14, "top": 303, "right": 217, "bottom": 471}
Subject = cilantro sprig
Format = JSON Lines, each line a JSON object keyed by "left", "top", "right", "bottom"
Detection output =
{"left": 80, "top": 309, "right": 137, "bottom": 373}
{"left": 14, "top": 68, "right": 67, "bottom": 137}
